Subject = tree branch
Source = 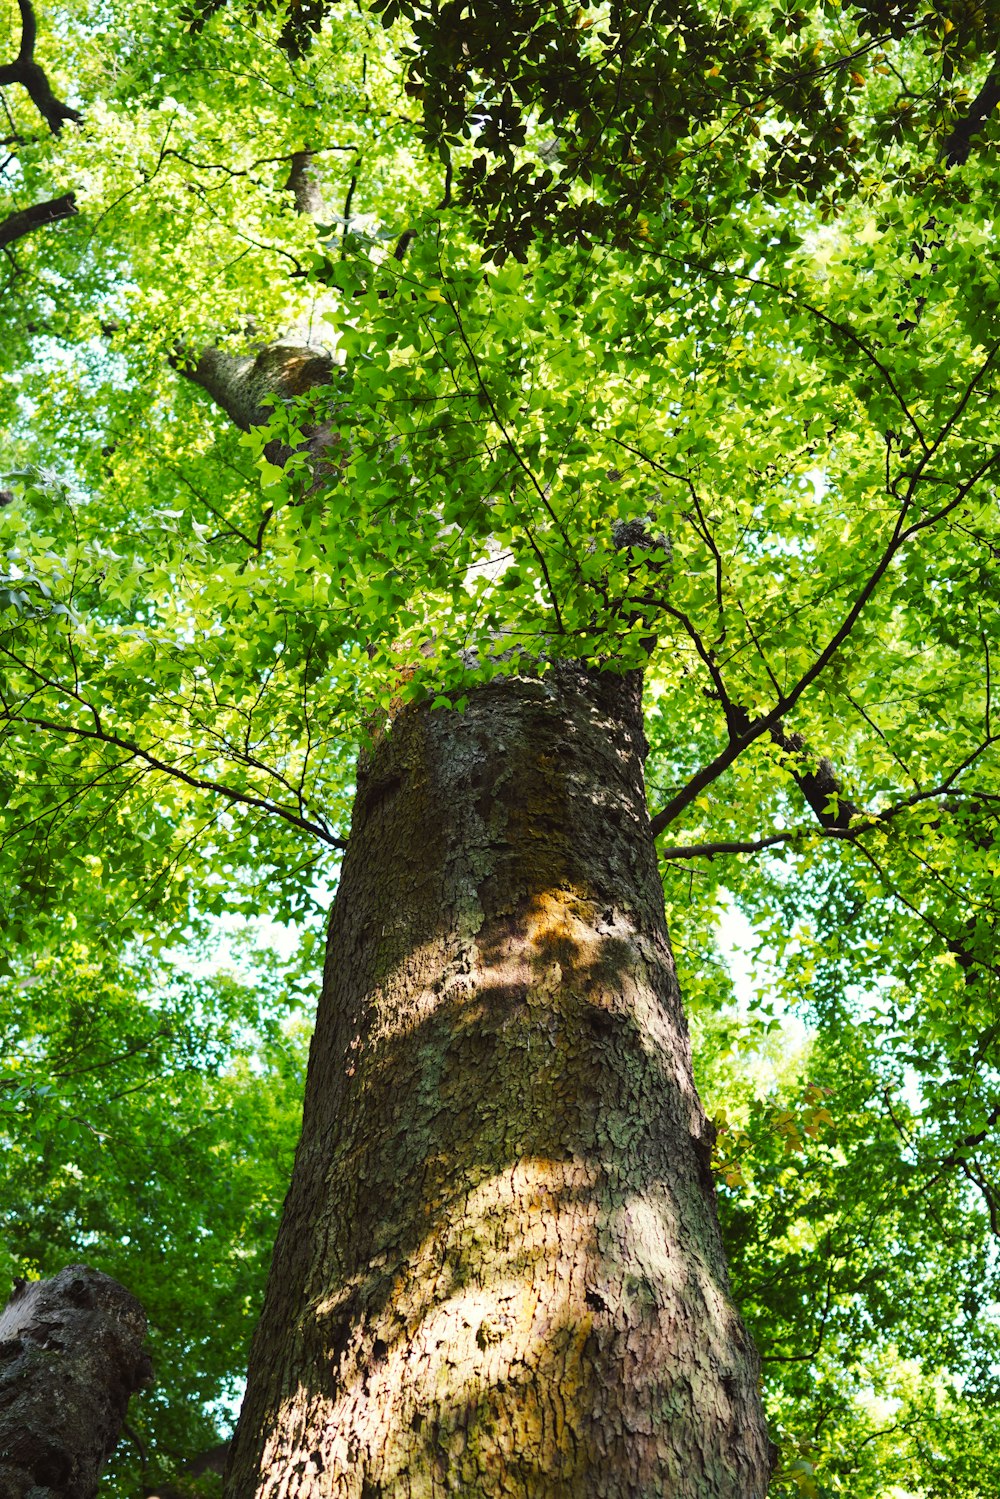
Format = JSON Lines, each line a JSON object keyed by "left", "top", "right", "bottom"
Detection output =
{"left": 650, "top": 445, "right": 1000, "bottom": 837}
{"left": 769, "top": 724, "right": 860, "bottom": 831}
{"left": 0, "top": 189, "right": 76, "bottom": 249}
{"left": 284, "top": 148, "right": 325, "bottom": 218}
{"left": 941, "top": 60, "right": 1000, "bottom": 167}
{"left": 174, "top": 341, "right": 334, "bottom": 433}
{"left": 660, "top": 830, "right": 815, "bottom": 861}
{"left": 1, "top": 705, "right": 346, "bottom": 849}
{"left": 658, "top": 782, "right": 998, "bottom": 861}
{"left": 941, "top": 1102, "right": 1000, "bottom": 1172}
{"left": 0, "top": 0, "right": 82, "bottom": 133}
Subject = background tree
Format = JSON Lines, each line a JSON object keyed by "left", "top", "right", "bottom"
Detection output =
{"left": 2, "top": 0, "right": 1000, "bottom": 1492}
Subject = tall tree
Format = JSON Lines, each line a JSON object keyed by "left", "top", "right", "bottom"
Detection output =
{"left": 2, "top": 0, "right": 1000, "bottom": 1493}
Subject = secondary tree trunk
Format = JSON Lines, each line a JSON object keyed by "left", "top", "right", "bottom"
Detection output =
{"left": 0, "top": 1264, "right": 150, "bottom": 1499}
{"left": 226, "top": 664, "right": 773, "bottom": 1498}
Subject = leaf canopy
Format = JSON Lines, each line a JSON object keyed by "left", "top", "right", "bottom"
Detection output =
{"left": 1, "top": 0, "right": 1000, "bottom": 1491}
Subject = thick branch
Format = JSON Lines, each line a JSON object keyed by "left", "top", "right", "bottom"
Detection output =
{"left": 723, "top": 699, "right": 861, "bottom": 831}
{"left": 770, "top": 724, "right": 860, "bottom": 831}
{"left": 175, "top": 148, "right": 344, "bottom": 455}
{"left": 284, "top": 149, "right": 325, "bottom": 219}
{"left": 942, "top": 61, "right": 1000, "bottom": 167}
{"left": 0, "top": 189, "right": 76, "bottom": 249}
{"left": 0, "top": 1265, "right": 151, "bottom": 1499}
{"left": 0, "top": 0, "right": 82, "bottom": 133}
{"left": 176, "top": 146, "right": 333, "bottom": 433}
{"left": 176, "top": 342, "right": 335, "bottom": 433}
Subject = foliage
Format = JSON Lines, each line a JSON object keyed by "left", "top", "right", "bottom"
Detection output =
{"left": 0, "top": 910, "right": 311, "bottom": 1493}
{"left": 196, "top": 0, "right": 1000, "bottom": 258}
{"left": 1, "top": 0, "right": 999, "bottom": 1491}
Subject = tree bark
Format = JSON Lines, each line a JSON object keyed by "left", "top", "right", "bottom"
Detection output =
{"left": 0, "top": 1264, "right": 151, "bottom": 1499}
{"left": 226, "top": 664, "right": 774, "bottom": 1498}
{"left": 180, "top": 344, "right": 335, "bottom": 435}
{"left": 177, "top": 342, "right": 342, "bottom": 474}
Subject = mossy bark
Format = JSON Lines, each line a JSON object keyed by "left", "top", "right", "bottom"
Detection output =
{"left": 226, "top": 666, "right": 773, "bottom": 1498}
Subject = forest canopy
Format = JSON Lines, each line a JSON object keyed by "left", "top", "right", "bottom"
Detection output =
{"left": 2, "top": 0, "right": 1000, "bottom": 1492}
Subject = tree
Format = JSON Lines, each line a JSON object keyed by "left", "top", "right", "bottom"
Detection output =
{"left": 2, "top": 0, "right": 1000, "bottom": 1493}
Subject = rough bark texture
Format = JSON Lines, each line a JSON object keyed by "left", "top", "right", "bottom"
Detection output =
{"left": 178, "top": 340, "right": 344, "bottom": 478}
{"left": 226, "top": 665, "right": 773, "bottom": 1498}
{"left": 184, "top": 344, "right": 335, "bottom": 435}
{"left": 0, "top": 1264, "right": 151, "bottom": 1499}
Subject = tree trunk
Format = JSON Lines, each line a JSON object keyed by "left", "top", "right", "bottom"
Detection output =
{"left": 0, "top": 1264, "right": 151, "bottom": 1499}
{"left": 182, "top": 344, "right": 335, "bottom": 435}
{"left": 226, "top": 664, "right": 773, "bottom": 1498}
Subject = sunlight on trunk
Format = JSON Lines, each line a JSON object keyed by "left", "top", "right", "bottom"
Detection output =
{"left": 226, "top": 667, "right": 773, "bottom": 1497}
